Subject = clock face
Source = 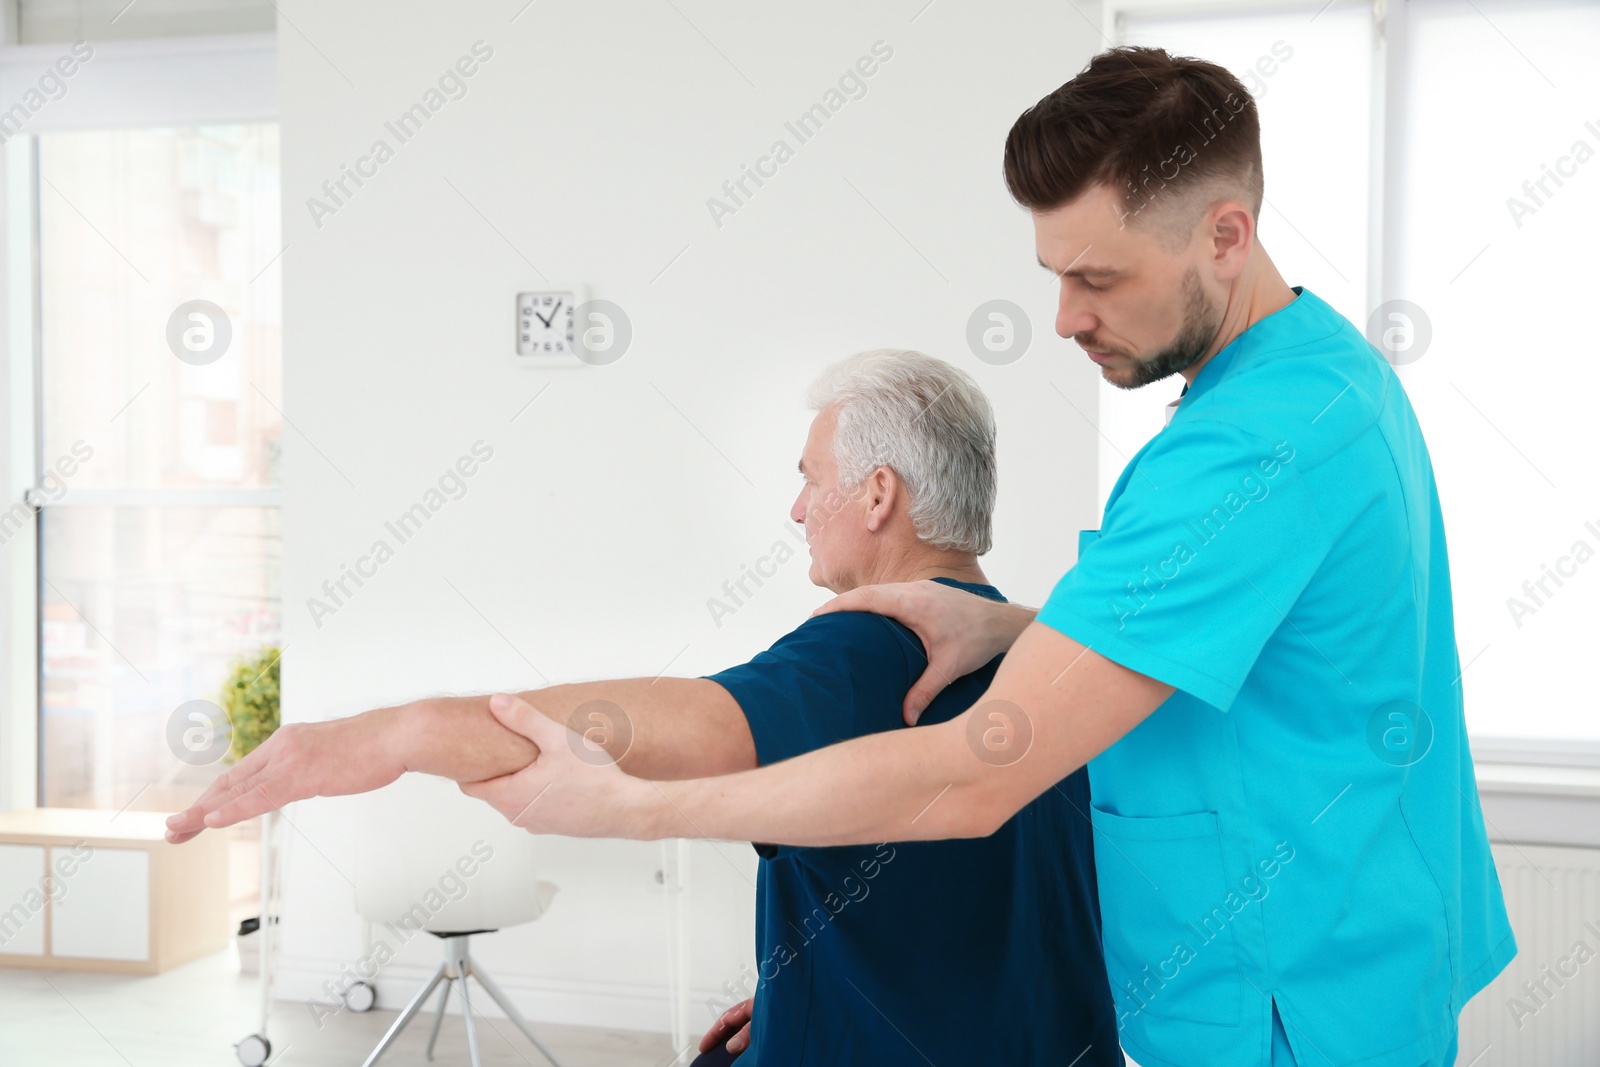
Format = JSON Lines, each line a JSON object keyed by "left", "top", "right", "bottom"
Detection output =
{"left": 517, "top": 291, "right": 576, "bottom": 356}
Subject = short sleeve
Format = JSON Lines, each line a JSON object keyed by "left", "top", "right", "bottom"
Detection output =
{"left": 1035, "top": 418, "right": 1334, "bottom": 712}
{"left": 703, "top": 611, "right": 918, "bottom": 766}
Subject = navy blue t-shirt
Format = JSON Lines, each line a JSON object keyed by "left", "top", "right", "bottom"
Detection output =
{"left": 704, "top": 577, "right": 1121, "bottom": 1066}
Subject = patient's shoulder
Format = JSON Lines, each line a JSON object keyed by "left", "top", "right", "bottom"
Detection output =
{"left": 783, "top": 608, "right": 921, "bottom": 656}
{"left": 770, "top": 609, "right": 921, "bottom": 681}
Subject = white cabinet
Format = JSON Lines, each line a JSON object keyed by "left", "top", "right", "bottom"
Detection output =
{"left": 50, "top": 846, "right": 150, "bottom": 961}
{"left": 0, "top": 845, "right": 47, "bottom": 957}
{"left": 0, "top": 809, "right": 227, "bottom": 974}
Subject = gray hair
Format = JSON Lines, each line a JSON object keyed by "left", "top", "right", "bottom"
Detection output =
{"left": 806, "top": 349, "right": 996, "bottom": 555}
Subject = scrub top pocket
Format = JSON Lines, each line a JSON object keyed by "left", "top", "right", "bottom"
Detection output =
{"left": 1089, "top": 805, "right": 1244, "bottom": 1028}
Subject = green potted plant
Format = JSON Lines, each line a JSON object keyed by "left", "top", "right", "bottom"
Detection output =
{"left": 218, "top": 643, "right": 281, "bottom": 976}
{"left": 219, "top": 644, "right": 281, "bottom": 764}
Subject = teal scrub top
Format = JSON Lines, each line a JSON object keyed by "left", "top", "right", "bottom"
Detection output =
{"left": 1035, "top": 286, "right": 1516, "bottom": 1067}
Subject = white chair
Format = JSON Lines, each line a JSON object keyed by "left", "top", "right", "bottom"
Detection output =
{"left": 353, "top": 773, "right": 564, "bottom": 1067}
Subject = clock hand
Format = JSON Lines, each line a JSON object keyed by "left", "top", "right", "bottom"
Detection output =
{"left": 533, "top": 305, "right": 555, "bottom": 329}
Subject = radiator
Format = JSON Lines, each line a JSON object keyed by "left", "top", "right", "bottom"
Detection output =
{"left": 1457, "top": 843, "right": 1600, "bottom": 1066}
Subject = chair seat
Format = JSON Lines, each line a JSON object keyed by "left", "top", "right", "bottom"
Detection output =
{"left": 353, "top": 775, "right": 559, "bottom": 933}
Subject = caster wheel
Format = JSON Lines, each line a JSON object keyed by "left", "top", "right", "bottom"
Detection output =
{"left": 344, "top": 980, "right": 376, "bottom": 1013}
{"left": 236, "top": 1033, "right": 271, "bottom": 1066}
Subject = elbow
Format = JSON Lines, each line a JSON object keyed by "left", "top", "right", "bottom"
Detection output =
{"left": 943, "top": 779, "right": 1024, "bottom": 840}
{"left": 923, "top": 721, "right": 1029, "bottom": 840}
{"left": 973, "top": 794, "right": 1019, "bottom": 839}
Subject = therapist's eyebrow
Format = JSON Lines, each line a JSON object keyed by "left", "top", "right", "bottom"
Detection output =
{"left": 1037, "top": 253, "right": 1118, "bottom": 279}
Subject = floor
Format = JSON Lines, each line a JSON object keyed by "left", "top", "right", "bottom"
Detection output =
{"left": 0, "top": 947, "right": 689, "bottom": 1067}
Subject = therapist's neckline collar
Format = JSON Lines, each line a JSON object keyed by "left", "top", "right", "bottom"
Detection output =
{"left": 1177, "top": 285, "right": 1305, "bottom": 406}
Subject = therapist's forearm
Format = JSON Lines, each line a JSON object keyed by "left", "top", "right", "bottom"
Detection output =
{"left": 605, "top": 622, "right": 1175, "bottom": 849}
{"left": 633, "top": 716, "right": 1021, "bottom": 846}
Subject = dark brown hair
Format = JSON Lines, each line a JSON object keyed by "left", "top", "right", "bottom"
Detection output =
{"left": 1003, "top": 46, "right": 1263, "bottom": 238}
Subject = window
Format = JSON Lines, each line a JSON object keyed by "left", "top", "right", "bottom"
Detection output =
{"left": 1103, "top": 0, "right": 1600, "bottom": 746}
{"left": 1390, "top": 0, "right": 1600, "bottom": 748}
{"left": 1104, "top": 0, "right": 1374, "bottom": 520}
{"left": 34, "top": 124, "right": 282, "bottom": 809}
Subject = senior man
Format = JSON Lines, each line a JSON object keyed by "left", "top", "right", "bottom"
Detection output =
{"left": 168, "top": 350, "right": 1122, "bottom": 1066}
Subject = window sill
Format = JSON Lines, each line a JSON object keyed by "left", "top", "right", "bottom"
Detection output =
{"left": 1474, "top": 762, "right": 1600, "bottom": 849}
{"left": 1475, "top": 762, "right": 1600, "bottom": 799}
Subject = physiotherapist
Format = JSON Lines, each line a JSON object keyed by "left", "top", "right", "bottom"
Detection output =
{"left": 193, "top": 45, "right": 1519, "bottom": 1067}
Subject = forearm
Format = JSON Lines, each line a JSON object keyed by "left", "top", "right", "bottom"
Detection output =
{"left": 630, "top": 716, "right": 1023, "bottom": 847}
{"left": 395, "top": 694, "right": 537, "bottom": 783}
{"left": 617, "top": 605, "right": 1046, "bottom": 845}
{"left": 400, "top": 677, "right": 754, "bottom": 783}
{"left": 994, "top": 602, "right": 1039, "bottom": 651}
{"left": 605, "top": 622, "right": 1172, "bottom": 849}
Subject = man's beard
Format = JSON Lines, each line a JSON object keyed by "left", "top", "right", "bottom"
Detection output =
{"left": 1100, "top": 267, "right": 1220, "bottom": 390}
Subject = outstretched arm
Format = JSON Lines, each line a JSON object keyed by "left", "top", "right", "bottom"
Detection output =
{"left": 165, "top": 677, "right": 754, "bottom": 843}
{"left": 405, "top": 678, "right": 754, "bottom": 782}
{"left": 463, "top": 622, "right": 1175, "bottom": 848}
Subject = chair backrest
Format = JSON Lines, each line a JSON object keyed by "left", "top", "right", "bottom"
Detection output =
{"left": 353, "top": 773, "right": 557, "bottom": 934}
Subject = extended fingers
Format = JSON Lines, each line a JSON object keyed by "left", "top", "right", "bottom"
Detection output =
{"left": 189, "top": 752, "right": 256, "bottom": 810}
{"left": 166, "top": 758, "right": 271, "bottom": 840}
{"left": 203, "top": 777, "right": 284, "bottom": 829}
{"left": 195, "top": 764, "right": 273, "bottom": 822}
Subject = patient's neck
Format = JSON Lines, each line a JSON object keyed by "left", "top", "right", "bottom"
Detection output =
{"left": 859, "top": 544, "right": 988, "bottom": 590}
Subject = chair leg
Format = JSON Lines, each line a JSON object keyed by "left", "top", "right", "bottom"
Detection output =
{"left": 458, "top": 968, "right": 482, "bottom": 1067}
{"left": 467, "top": 957, "right": 566, "bottom": 1067}
{"left": 424, "top": 977, "right": 452, "bottom": 1061}
{"left": 359, "top": 961, "right": 449, "bottom": 1067}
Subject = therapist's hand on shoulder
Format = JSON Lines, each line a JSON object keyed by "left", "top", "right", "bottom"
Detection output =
{"left": 164, "top": 708, "right": 411, "bottom": 843}
{"left": 459, "top": 693, "right": 653, "bottom": 839}
{"left": 814, "top": 579, "right": 1036, "bottom": 724}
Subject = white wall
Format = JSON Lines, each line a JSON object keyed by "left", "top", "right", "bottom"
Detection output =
{"left": 275, "top": 0, "right": 1106, "bottom": 1034}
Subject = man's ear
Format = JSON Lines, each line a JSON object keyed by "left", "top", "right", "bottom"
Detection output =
{"left": 1209, "top": 199, "right": 1255, "bottom": 281}
{"left": 863, "top": 466, "right": 900, "bottom": 533}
